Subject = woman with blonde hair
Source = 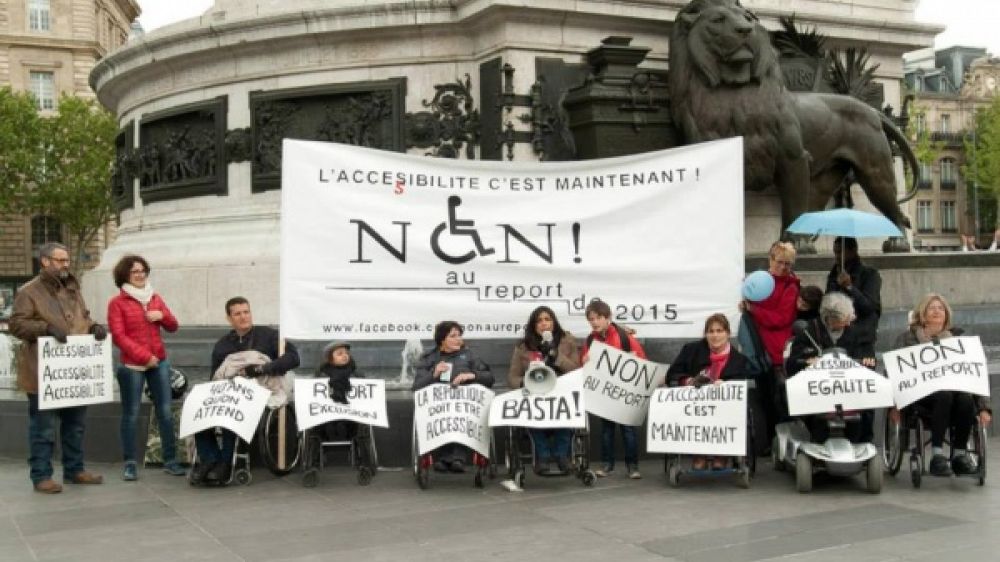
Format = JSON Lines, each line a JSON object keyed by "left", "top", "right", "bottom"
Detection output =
{"left": 893, "top": 293, "right": 992, "bottom": 476}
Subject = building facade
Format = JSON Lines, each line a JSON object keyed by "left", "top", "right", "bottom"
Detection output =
{"left": 904, "top": 46, "right": 1000, "bottom": 251}
{"left": 0, "top": 0, "right": 140, "bottom": 321}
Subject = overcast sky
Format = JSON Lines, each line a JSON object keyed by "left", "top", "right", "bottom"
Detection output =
{"left": 136, "top": 1, "right": 999, "bottom": 56}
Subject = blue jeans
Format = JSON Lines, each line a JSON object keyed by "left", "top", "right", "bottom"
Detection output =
{"left": 27, "top": 393, "right": 87, "bottom": 484}
{"left": 195, "top": 429, "right": 237, "bottom": 465}
{"left": 530, "top": 429, "right": 573, "bottom": 461}
{"left": 600, "top": 419, "right": 638, "bottom": 468}
{"left": 116, "top": 361, "right": 176, "bottom": 463}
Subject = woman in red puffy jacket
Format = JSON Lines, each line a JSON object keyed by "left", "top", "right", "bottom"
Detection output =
{"left": 107, "top": 255, "right": 184, "bottom": 480}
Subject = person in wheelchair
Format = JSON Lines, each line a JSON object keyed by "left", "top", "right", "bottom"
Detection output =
{"left": 315, "top": 341, "right": 363, "bottom": 445}
{"left": 413, "top": 321, "right": 494, "bottom": 473}
{"left": 786, "top": 293, "right": 876, "bottom": 444}
{"left": 891, "top": 293, "right": 992, "bottom": 476}
{"left": 192, "top": 297, "right": 300, "bottom": 485}
{"left": 667, "top": 314, "right": 750, "bottom": 470}
{"left": 508, "top": 306, "right": 581, "bottom": 475}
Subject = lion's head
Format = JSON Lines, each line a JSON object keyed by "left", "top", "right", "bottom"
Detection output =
{"left": 670, "top": 0, "right": 780, "bottom": 87}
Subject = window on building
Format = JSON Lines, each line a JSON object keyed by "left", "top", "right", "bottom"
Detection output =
{"left": 940, "top": 114, "right": 951, "bottom": 133}
{"left": 29, "top": 0, "right": 51, "bottom": 32}
{"left": 919, "top": 162, "right": 932, "bottom": 187}
{"left": 31, "top": 216, "right": 63, "bottom": 274}
{"left": 917, "top": 201, "right": 933, "bottom": 232}
{"left": 915, "top": 114, "right": 926, "bottom": 134}
{"left": 29, "top": 71, "right": 55, "bottom": 111}
{"left": 940, "top": 159, "right": 955, "bottom": 181}
{"left": 941, "top": 201, "right": 957, "bottom": 232}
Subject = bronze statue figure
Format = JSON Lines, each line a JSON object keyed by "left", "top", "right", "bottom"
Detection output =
{"left": 668, "top": 0, "right": 918, "bottom": 244}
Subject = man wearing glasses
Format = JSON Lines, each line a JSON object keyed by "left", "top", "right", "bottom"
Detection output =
{"left": 10, "top": 242, "right": 108, "bottom": 493}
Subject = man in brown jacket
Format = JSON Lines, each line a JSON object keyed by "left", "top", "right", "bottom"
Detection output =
{"left": 10, "top": 243, "right": 108, "bottom": 493}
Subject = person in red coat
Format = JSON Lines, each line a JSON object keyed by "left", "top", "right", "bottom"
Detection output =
{"left": 107, "top": 255, "right": 185, "bottom": 481}
{"left": 742, "top": 241, "right": 800, "bottom": 449}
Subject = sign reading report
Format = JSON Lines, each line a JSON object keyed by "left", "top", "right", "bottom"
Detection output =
{"left": 883, "top": 336, "right": 989, "bottom": 409}
{"left": 294, "top": 378, "right": 389, "bottom": 430}
{"left": 786, "top": 354, "right": 893, "bottom": 416}
{"left": 413, "top": 384, "right": 494, "bottom": 456}
{"left": 280, "top": 138, "right": 744, "bottom": 340}
{"left": 179, "top": 377, "right": 272, "bottom": 443}
{"left": 36, "top": 335, "right": 114, "bottom": 410}
{"left": 488, "top": 369, "right": 586, "bottom": 429}
{"left": 647, "top": 381, "right": 748, "bottom": 456}
{"left": 581, "top": 341, "right": 666, "bottom": 426}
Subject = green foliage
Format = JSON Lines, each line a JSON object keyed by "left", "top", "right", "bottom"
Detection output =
{"left": 910, "top": 105, "right": 941, "bottom": 165}
{"left": 965, "top": 95, "right": 1000, "bottom": 231}
{"left": 0, "top": 91, "right": 117, "bottom": 273}
{"left": 0, "top": 88, "right": 43, "bottom": 214}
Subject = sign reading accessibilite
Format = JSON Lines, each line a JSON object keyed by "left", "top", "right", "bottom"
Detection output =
{"left": 646, "top": 381, "right": 748, "bottom": 456}
{"left": 36, "top": 335, "right": 114, "bottom": 410}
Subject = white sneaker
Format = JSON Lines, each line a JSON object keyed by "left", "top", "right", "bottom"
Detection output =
{"left": 628, "top": 466, "right": 641, "bottom": 479}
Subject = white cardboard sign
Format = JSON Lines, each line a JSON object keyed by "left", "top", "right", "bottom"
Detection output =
{"left": 883, "top": 336, "right": 990, "bottom": 409}
{"left": 413, "top": 383, "right": 494, "bottom": 457}
{"left": 179, "top": 377, "right": 272, "bottom": 443}
{"left": 488, "top": 369, "right": 587, "bottom": 429}
{"left": 786, "top": 353, "right": 894, "bottom": 416}
{"left": 36, "top": 335, "right": 114, "bottom": 410}
{"left": 647, "top": 381, "right": 748, "bottom": 456}
{"left": 0, "top": 334, "right": 16, "bottom": 381}
{"left": 581, "top": 341, "right": 666, "bottom": 426}
{"left": 293, "top": 377, "right": 389, "bottom": 430}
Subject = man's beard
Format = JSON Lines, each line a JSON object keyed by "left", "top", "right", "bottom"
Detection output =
{"left": 57, "top": 269, "right": 69, "bottom": 279}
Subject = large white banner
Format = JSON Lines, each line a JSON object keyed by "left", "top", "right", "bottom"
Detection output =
{"left": 647, "top": 381, "right": 748, "bottom": 456}
{"left": 488, "top": 369, "right": 587, "bottom": 429}
{"left": 786, "top": 354, "right": 894, "bottom": 416}
{"left": 581, "top": 341, "right": 667, "bottom": 426}
{"left": 293, "top": 377, "right": 389, "bottom": 430}
{"left": 413, "top": 384, "right": 494, "bottom": 456}
{"left": 179, "top": 378, "right": 272, "bottom": 443}
{"left": 280, "top": 138, "right": 744, "bottom": 340}
{"left": 36, "top": 335, "right": 114, "bottom": 410}
{"left": 883, "top": 337, "right": 990, "bottom": 409}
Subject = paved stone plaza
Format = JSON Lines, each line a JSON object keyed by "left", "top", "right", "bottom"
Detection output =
{"left": 1, "top": 442, "right": 998, "bottom": 562}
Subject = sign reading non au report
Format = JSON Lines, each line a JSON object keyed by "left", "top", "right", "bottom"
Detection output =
{"left": 279, "top": 138, "right": 744, "bottom": 340}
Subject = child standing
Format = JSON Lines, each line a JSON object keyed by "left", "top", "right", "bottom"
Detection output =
{"left": 580, "top": 299, "right": 646, "bottom": 479}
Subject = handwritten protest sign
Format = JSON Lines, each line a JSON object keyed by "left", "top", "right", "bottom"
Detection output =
{"left": 581, "top": 341, "right": 666, "bottom": 425}
{"left": 179, "top": 377, "right": 272, "bottom": 443}
{"left": 488, "top": 369, "right": 586, "bottom": 429}
{"left": 883, "top": 336, "right": 989, "bottom": 409}
{"left": 294, "top": 377, "right": 389, "bottom": 430}
{"left": 36, "top": 335, "right": 114, "bottom": 410}
{"left": 647, "top": 381, "right": 748, "bottom": 456}
{"left": 786, "top": 353, "right": 893, "bottom": 416}
{"left": 413, "top": 384, "right": 494, "bottom": 456}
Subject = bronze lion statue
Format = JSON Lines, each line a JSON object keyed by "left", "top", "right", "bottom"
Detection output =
{"left": 668, "top": 0, "right": 916, "bottom": 241}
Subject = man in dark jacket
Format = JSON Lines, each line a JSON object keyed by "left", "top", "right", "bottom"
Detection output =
{"left": 193, "top": 296, "right": 300, "bottom": 484}
{"left": 10, "top": 243, "right": 107, "bottom": 493}
{"left": 826, "top": 237, "right": 881, "bottom": 346}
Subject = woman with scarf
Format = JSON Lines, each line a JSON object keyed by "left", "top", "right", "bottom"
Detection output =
{"left": 508, "top": 306, "right": 581, "bottom": 474}
{"left": 107, "top": 255, "right": 184, "bottom": 480}
{"left": 667, "top": 314, "right": 750, "bottom": 469}
{"left": 892, "top": 293, "right": 992, "bottom": 476}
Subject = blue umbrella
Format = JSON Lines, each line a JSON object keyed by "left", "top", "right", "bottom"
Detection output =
{"left": 785, "top": 208, "right": 903, "bottom": 239}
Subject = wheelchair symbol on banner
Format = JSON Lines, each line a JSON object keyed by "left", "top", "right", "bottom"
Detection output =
{"left": 430, "top": 196, "right": 496, "bottom": 264}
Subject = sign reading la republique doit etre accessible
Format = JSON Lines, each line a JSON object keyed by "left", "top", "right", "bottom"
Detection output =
{"left": 280, "top": 138, "right": 744, "bottom": 340}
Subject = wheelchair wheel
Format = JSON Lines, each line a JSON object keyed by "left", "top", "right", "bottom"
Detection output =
{"left": 302, "top": 468, "right": 319, "bottom": 488}
{"left": 909, "top": 455, "right": 922, "bottom": 488}
{"left": 795, "top": 453, "right": 812, "bottom": 493}
{"left": 411, "top": 429, "right": 430, "bottom": 489}
{"left": 866, "top": 455, "right": 883, "bottom": 494}
{"left": 258, "top": 405, "right": 301, "bottom": 476}
{"left": 513, "top": 468, "right": 525, "bottom": 489}
{"left": 668, "top": 462, "right": 681, "bottom": 488}
{"left": 581, "top": 470, "right": 596, "bottom": 487}
{"left": 882, "top": 411, "right": 904, "bottom": 476}
{"left": 738, "top": 465, "right": 751, "bottom": 489}
{"left": 234, "top": 469, "right": 252, "bottom": 486}
{"left": 974, "top": 425, "right": 988, "bottom": 486}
